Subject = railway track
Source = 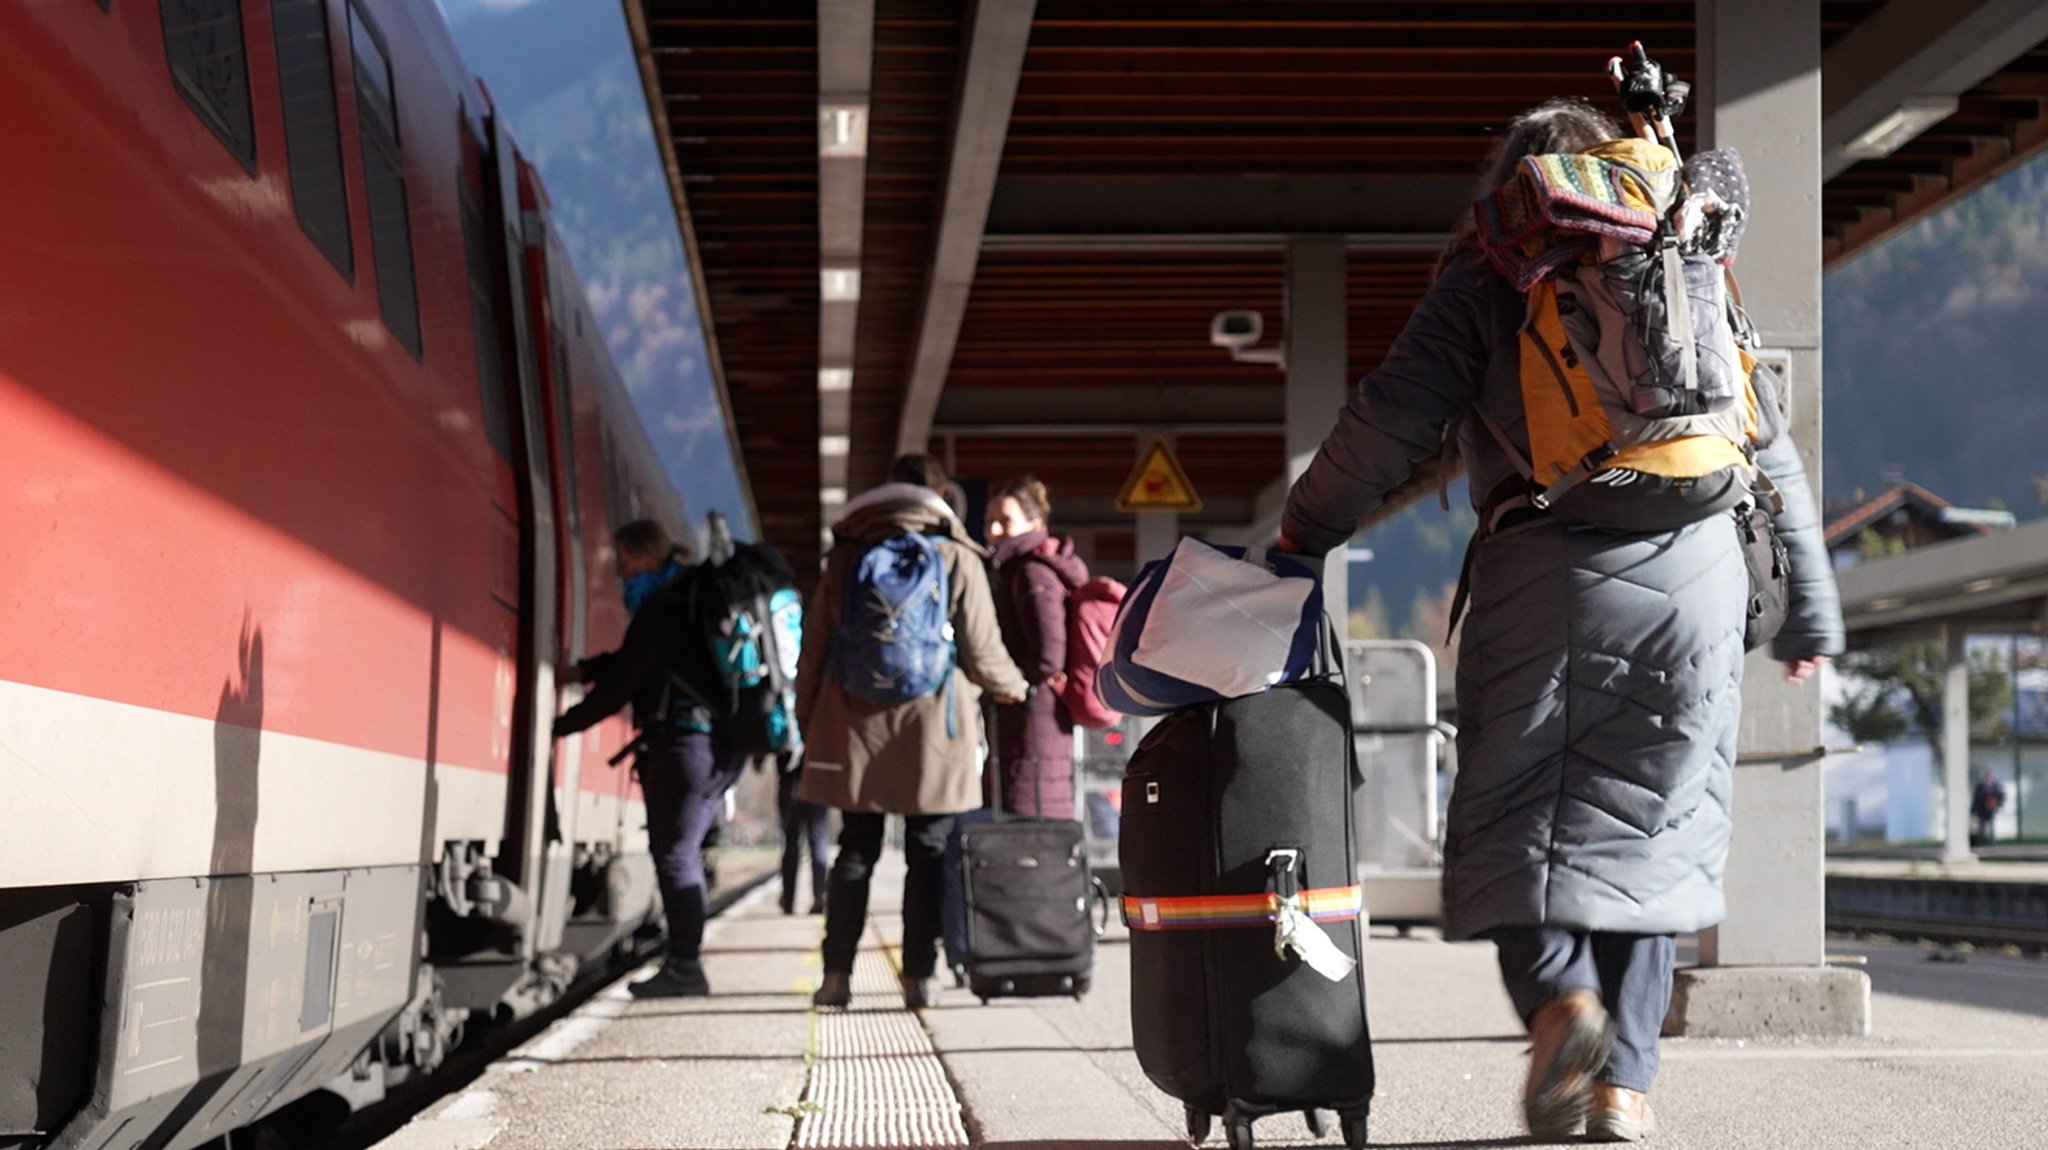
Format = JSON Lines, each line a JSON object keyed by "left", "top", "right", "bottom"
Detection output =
{"left": 246, "top": 869, "right": 775, "bottom": 1150}
{"left": 1826, "top": 865, "right": 2048, "bottom": 951}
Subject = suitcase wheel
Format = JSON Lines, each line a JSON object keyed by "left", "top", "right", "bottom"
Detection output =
{"left": 1222, "top": 1107, "right": 1254, "bottom": 1150}
{"left": 1184, "top": 1106, "right": 1212, "bottom": 1145}
{"left": 1301, "top": 1110, "right": 1326, "bottom": 1139}
{"left": 1340, "top": 1109, "right": 1369, "bottom": 1150}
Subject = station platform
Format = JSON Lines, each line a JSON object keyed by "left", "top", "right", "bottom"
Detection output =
{"left": 375, "top": 861, "right": 2048, "bottom": 1150}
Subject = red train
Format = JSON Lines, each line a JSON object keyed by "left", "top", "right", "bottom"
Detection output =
{"left": 1, "top": 2, "right": 685, "bottom": 1147}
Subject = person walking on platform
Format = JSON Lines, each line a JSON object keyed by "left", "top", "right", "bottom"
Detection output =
{"left": 802, "top": 454, "right": 1028, "bottom": 1010}
{"left": 1279, "top": 98, "right": 1844, "bottom": 1141}
{"left": 985, "top": 476, "right": 1087, "bottom": 821}
{"left": 775, "top": 751, "right": 831, "bottom": 914}
{"left": 1971, "top": 769, "right": 2007, "bottom": 846}
{"left": 939, "top": 476, "right": 1088, "bottom": 983}
{"left": 554, "top": 519, "right": 743, "bottom": 998}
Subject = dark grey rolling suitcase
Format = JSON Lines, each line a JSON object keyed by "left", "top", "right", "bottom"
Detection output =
{"left": 1119, "top": 677, "right": 1374, "bottom": 1150}
{"left": 960, "top": 814, "right": 1100, "bottom": 1001}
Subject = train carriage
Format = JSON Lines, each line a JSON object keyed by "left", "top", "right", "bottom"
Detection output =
{"left": 0, "top": 2, "right": 681, "bottom": 1147}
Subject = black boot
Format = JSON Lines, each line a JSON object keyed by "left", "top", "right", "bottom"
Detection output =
{"left": 631, "top": 956, "right": 711, "bottom": 998}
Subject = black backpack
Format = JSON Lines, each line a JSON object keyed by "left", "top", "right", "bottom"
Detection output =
{"left": 694, "top": 543, "right": 803, "bottom": 756}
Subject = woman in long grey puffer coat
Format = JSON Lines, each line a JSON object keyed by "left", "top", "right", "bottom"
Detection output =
{"left": 1281, "top": 101, "right": 1844, "bottom": 1142}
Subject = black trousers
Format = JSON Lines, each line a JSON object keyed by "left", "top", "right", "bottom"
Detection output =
{"left": 778, "top": 769, "right": 832, "bottom": 907}
{"left": 821, "top": 812, "right": 955, "bottom": 980}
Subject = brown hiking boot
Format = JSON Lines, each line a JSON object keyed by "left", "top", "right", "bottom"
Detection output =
{"left": 1522, "top": 989, "right": 1615, "bottom": 1139}
{"left": 1587, "top": 1084, "right": 1657, "bottom": 1142}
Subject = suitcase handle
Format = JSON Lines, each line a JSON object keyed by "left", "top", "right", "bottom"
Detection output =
{"left": 1266, "top": 848, "right": 1302, "bottom": 900}
{"left": 1091, "top": 877, "right": 1113, "bottom": 937}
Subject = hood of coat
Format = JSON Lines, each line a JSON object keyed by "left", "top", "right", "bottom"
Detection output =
{"left": 832, "top": 483, "right": 985, "bottom": 555}
{"left": 992, "top": 530, "right": 1088, "bottom": 588}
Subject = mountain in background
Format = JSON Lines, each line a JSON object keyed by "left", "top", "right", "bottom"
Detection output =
{"left": 1823, "top": 153, "right": 2048, "bottom": 519}
{"left": 441, "top": 0, "right": 754, "bottom": 543}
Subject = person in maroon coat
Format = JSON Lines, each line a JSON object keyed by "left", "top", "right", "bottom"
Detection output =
{"left": 986, "top": 477, "right": 1087, "bottom": 820}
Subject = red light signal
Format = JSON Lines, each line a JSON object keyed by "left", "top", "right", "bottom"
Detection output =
{"left": 1104, "top": 731, "right": 1124, "bottom": 746}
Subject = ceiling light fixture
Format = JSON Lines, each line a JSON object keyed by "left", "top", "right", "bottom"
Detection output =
{"left": 1843, "top": 96, "right": 1958, "bottom": 161}
{"left": 819, "top": 102, "right": 869, "bottom": 158}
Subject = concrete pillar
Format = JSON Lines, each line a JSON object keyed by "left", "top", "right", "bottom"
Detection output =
{"left": 1671, "top": 0, "right": 1870, "bottom": 1037}
{"left": 1285, "top": 236, "right": 1349, "bottom": 637}
{"left": 1132, "top": 431, "right": 1178, "bottom": 577}
{"left": 1942, "top": 627, "right": 1977, "bottom": 863}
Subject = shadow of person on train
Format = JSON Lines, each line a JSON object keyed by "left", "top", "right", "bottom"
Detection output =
{"left": 212, "top": 614, "right": 264, "bottom": 875}
{"left": 174, "top": 615, "right": 267, "bottom": 1127}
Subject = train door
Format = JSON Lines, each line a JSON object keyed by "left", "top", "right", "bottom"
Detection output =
{"left": 483, "top": 113, "right": 568, "bottom": 967}
{"left": 516, "top": 161, "right": 588, "bottom": 956}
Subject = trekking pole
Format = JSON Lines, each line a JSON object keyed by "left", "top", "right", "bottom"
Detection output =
{"left": 1607, "top": 41, "right": 1690, "bottom": 165}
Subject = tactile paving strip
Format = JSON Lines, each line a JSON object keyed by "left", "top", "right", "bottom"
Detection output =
{"left": 795, "top": 949, "right": 969, "bottom": 1149}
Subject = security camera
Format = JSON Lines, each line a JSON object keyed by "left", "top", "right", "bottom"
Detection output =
{"left": 1210, "top": 308, "right": 1263, "bottom": 351}
{"left": 1209, "top": 308, "right": 1284, "bottom": 368}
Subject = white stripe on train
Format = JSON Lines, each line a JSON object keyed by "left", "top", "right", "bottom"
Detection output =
{"left": 0, "top": 678, "right": 644, "bottom": 886}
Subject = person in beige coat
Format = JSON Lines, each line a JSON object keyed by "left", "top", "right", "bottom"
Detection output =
{"left": 802, "top": 457, "right": 1027, "bottom": 1009}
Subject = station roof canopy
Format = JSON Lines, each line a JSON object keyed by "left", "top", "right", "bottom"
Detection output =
{"left": 625, "top": 0, "right": 2048, "bottom": 574}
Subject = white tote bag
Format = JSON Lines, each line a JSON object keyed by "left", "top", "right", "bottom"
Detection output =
{"left": 1128, "top": 537, "right": 1317, "bottom": 700}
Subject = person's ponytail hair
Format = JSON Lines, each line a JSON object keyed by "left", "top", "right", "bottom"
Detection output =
{"left": 991, "top": 476, "right": 1052, "bottom": 526}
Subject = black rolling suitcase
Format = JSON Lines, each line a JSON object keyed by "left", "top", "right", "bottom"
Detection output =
{"left": 960, "top": 764, "right": 1107, "bottom": 1002}
{"left": 1119, "top": 676, "right": 1374, "bottom": 1150}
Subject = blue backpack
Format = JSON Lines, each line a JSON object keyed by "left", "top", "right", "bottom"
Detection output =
{"left": 834, "top": 531, "right": 955, "bottom": 712}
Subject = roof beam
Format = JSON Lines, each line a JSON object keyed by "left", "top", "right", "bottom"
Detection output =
{"left": 984, "top": 175, "right": 1472, "bottom": 241}
{"left": 1821, "top": 0, "right": 2048, "bottom": 179}
{"left": 816, "top": 0, "right": 875, "bottom": 530}
{"left": 893, "top": 0, "right": 1039, "bottom": 458}
{"left": 1837, "top": 517, "right": 2048, "bottom": 638}
{"left": 934, "top": 385, "right": 1281, "bottom": 429}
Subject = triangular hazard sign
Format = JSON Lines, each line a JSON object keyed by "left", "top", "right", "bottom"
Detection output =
{"left": 1115, "top": 437, "right": 1203, "bottom": 513}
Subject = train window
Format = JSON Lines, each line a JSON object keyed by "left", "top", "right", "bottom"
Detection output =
{"left": 270, "top": 0, "right": 353, "bottom": 279}
{"left": 459, "top": 181, "right": 514, "bottom": 462}
{"left": 551, "top": 325, "right": 581, "bottom": 532}
{"left": 600, "top": 426, "right": 633, "bottom": 533}
{"left": 161, "top": 0, "right": 258, "bottom": 174}
{"left": 347, "top": 1, "right": 422, "bottom": 359}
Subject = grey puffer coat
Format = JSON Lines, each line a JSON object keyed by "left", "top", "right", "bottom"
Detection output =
{"left": 1283, "top": 255, "right": 1845, "bottom": 939}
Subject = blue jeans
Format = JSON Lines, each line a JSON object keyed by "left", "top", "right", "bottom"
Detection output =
{"left": 637, "top": 730, "right": 745, "bottom": 962}
{"left": 1490, "top": 928, "right": 1676, "bottom": 1093}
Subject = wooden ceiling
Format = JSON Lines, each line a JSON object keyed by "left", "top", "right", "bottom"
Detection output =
{"left": 631, "top": 1, "right": 2048, "bottom": 574}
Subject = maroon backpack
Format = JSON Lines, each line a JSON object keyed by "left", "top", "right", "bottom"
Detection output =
{"left": 1058, "top": 576, "right": 1126, "bottom": 730}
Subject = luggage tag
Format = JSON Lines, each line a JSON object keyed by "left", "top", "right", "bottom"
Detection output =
{"left": 1266, "top": 849, "right": 1358, "bottom": 982}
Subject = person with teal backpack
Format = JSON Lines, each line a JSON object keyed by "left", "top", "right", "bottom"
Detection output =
{"left": 799, "top": 455, "right": 1028, "bottom": 1010}
{"left": 553, "top": 519, "right": 742, "bottom": 999}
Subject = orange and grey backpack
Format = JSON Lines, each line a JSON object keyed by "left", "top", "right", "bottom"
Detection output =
{"left": 1474, "top": 136, "right": 1784, "bottom": 535}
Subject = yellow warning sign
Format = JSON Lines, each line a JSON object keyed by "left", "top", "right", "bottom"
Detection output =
{"left": 1115, "top": 437, "right": 1203, "bottom": 513}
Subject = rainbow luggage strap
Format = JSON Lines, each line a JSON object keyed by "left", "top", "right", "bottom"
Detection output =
{"left": 1121, "top": 884, "right": 1364, "bottom": 932}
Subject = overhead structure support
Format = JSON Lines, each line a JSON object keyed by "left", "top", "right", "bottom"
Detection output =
{"left": 893, "top": 0, "right": 1039, "bottom": 458}
{"left": 1676, "top": 0, "right": 1870, "bottom": 1039}
{"left": 815, "top": 0, "right": 876, "bottom": 539}
{"left": 1941, "top": 627, "right": 1978, "bottom": 864}
{"left": 1284, "top": 236, "right": 1349, "bottom": 639}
